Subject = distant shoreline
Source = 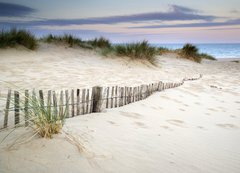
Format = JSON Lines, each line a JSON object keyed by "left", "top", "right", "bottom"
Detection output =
{"left": 217, "top": 57, "right": 240, "bottom": 61}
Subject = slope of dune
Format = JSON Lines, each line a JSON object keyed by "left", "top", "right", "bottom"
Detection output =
{"left": 0, "top": 43, "right": 239, "bottom": 173}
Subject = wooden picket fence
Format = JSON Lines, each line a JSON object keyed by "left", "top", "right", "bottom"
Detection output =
{"left": 0, "top": 75, "right": 202, "bottom": 129}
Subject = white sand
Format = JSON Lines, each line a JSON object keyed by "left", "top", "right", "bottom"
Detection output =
{"left": 0, "top": 43, "right": 240, "bottom": 173}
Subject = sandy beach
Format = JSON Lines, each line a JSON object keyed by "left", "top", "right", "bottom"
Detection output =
{"left": 0, "top": 44, "right": 240, "bottom": 173}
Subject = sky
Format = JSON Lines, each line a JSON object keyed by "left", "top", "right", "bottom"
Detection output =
{"left": 0, "top": 0, "right": 240, "bottom": 43}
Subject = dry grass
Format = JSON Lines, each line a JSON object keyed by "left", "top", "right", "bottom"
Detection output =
{"left": 0, "top": 28, "right": 37, "bottom": 50}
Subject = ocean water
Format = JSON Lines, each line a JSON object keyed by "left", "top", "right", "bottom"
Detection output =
{"left": 153, "top": 43, "right": 240, "bottom": 59}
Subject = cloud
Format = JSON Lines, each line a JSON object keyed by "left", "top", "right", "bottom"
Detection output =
{"left": 0, "top": 2, "right": 36, "bottom": 17}
{"left": 129, "top": 19, "right": 240, "bottom": 29}
{"left": 0, "top": 4, "right": 216, "bottom": 27}
{"left": 230, "top": 10, "right": 239, "bottom": 13}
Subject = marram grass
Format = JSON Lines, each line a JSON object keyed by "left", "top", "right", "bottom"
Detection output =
{"left": 26, "top": 91, "right": 67, "bottom": 138}
{"left": 0, "top": 28, "right": 37, "bottom": 50}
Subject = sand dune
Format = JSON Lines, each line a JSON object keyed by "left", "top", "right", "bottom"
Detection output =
{"left": 0, "top": 44, "right": 239, "bottom": 173}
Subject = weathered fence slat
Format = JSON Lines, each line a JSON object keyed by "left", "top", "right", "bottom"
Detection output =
{"left": 14, "top": 91, "right": 20, "bottom": 125}
{"left": 39, "top": 90, "right": 44, "bottom": 108}
{"left": 115, "top": 86, "right": 118, "bottom": 108}
{"left": 59, "top": 91, "right": 64, "bottom": 118}
{"left": 82, "top": 89, "right": 86, "bottom": 115}
{"left": 77, "top": 89, "right": 80, "bottom": 115}
{"left": 47, "top": 90, "right": 52, "bottom": 112}
{"left": 65, "top": 90, "right": 69, "bottom": 118}
{"left": 53, "top": 91, "right": 58, "bottom": 116}
{"left": 86, "top": 89, "right": 89, "bottom": 114}
{"left": 106, "top": 87, "right": 109, "bottom": 108}
{"left": 24, "top": 90, "right": 29, "bottom": 126}
{"left": 111, "top": 86, "right": 114, "bottom": 108}
{"left": 71, "top": 89, "right": 75, "bottom": 117}
{"left": 92, "top": 86, "right": 103, "bottom": 112}
{"left": 4, "top": 89, "right": 11, "bottom": 128}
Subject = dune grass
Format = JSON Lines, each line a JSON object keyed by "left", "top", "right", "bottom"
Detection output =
{"left": 87, "top": 37, "right": 111, "bottom": 49}
{"left": 114, "top": 41, "right": 157, "bottom": 65}
{"left": 180, "top": 43, "right": 202, "bottom": 63}
{"left": 0, "top": 28, "right": 37, "bottom": 50}
{"left": 41, "top": 34, "right": 91, "bottom": 48}
{"left": 28, "top": 92, "right": 67, "bottom": 138}
{"left": 198, "top": 53, "right": 216, "bottom": 60}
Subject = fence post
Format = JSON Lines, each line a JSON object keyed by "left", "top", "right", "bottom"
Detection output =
{"left": 77, "top": 89, "right": 80, "bottom": 115}
{"left": 92, "top": 86, "right": 103, "bottom": 112}
{"left": 39, "top": 90, "right": 44, "bottom": 109}
{"left": 14, "top": 91, "right": 20, "bottom": 125}
{"left": 106, "top": 87, "right": 109, "bottom": 108}
{"left": 4, "top": 89, "right": 11, "bottom": 128}
{"left": 111, "top": 86, "right": 114, "bottom": 108}
{"left": 24, "top": 90, "right": 29, "bottom": 126}
{"left": 65, "top": 90, "right": 69, "bottom": 118}
{"left": 71, "top": 89, "right": 75, "bottom": 117}
{"left": 82, "top": 89, "right": 86, "bottom": 114}
{"left": 115, "top": 86, "right": 118, "bottom": 108}
{"left": 59, "top": 91, "right": 64, "bottom": 118}
{"left": 86, "top": 89, "right": 89, "bottom": 114}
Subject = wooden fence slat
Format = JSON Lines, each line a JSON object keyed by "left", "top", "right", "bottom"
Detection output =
{"left": 14, "top": 91, "right": 20, "bottom": 125}
{"left": 124, "top": 87, "right": 127, "bottom": 105}
{"left": 106, "top": 87, "right": 109, "bottom": 108}
{"left": 24, "top": 90, "right": 29, "bottom": 126}
{"left": 59, "top": 90, "right": 64, "bottom": 118}
{"left": 115, "top": 86, "right": 118, "bottom": 108}
{"left": 53, "top": 91, "right": 58, "bottom": 117}
{"left": 77, "top": 89, "right": 80, "bottom": 115}
{"left": 111, "top": 86, "right": 114, "bottom": 108}
{"left": 125, "top": 87, "right": 128, "bottom": 104}
{"left": 90, "top": 88, "right": 94, "bottom": 113}
{"left": 92, "top": 86, "right": 103, "bottom": 112}
{"left": 86, "top": 89, "right": 89, "bottom": 114}
{"left": 4, "top": 89, "right": 11, "bottom": 128}
{"left": 65, "top": 90, "right": 69, "bottom": 118}
{"left": 133, "top": 87, "right": 136, "bottom": 102}
{"left": 47, "top": 90, "right": 52, "bottom": 113}
{"left": 71, "top": 89, "right": 75, "bottom": 117}
{"left": 39, "top": 90, "right": 44, "bottom": 108}
{"left": 82, "top": 89, "right": 86, "bottom": 115}
{"left": 120, "top": 87, "right": 124, "bottom": 107}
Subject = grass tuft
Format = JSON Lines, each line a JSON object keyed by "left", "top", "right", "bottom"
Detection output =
{"left": 41, "top": 34, "right": 84, "bottom": 48}
{"left": 87, "top": 37, "right": 111, "bottom": 49}
{"left": 0, "top": 28, "right": 37, "bottom": 50}
{"left": 27, "top": 92, "right": 67, "bottom": 138}
{"left": 114, "top": 41, "right": 157, "bottom": 65}
{"left": 198, "top": 53, "right": 216, "bottom": 60}
{"left": 180, "top": 43, "right": 202, "bottom": 63}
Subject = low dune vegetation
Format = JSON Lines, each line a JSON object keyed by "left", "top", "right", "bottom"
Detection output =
{"left": 0, "top": 28, "right": 216, "bottom": 63}
{"left": 180, "top": 43, "right": 216, "bottom": 62}
{"left": 114, "top": 41, "right": 157, "bottom": 65}
{"left": 0, "top": 28, "right": 37, "bottom": 50}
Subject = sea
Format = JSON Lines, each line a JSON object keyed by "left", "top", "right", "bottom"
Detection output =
{"left": 153, "top": 43, "right": 240, "bottom": 59}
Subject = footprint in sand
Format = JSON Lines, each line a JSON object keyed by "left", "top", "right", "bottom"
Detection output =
{"left": 108, "top": 121, "right": 117, "bottom": 125}
{"left": 134, "top": 122, "right": 147, "bottom": 128}
{"left": 216, "top": 124, "right": 238, "bottom": 129}
{"left": 207, "top": 108, "right": 218, "bottom": 112}
{"left": 160, "top": 125, "right": 173, "bottom": 131}
{"left": 119, "top": 111, "right": 141, "bottom": 119}
{"left": 167, "top": 119, "right": 185, "bottom": 127}
{"left": 194, "top": 102, "right": 201, "bottom": 105}
{"left": 197, "top": 126, "right": 207, "bottom": 130}
{"left": 179, "top": 108, "right": 185, "bottom": 112}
